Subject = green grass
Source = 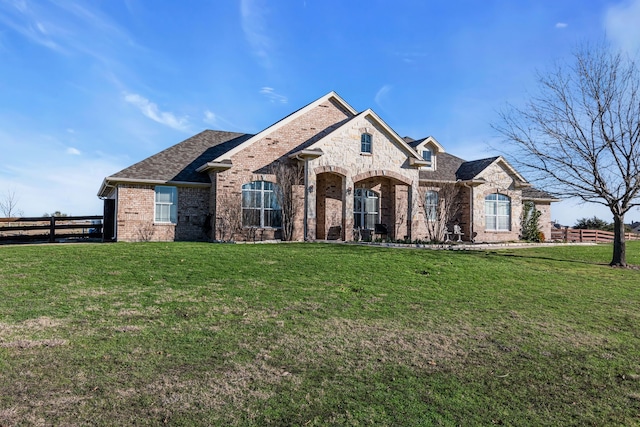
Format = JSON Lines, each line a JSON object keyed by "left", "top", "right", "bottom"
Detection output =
{"left": 0, "top": 242, "right": 639, "bottom": 426}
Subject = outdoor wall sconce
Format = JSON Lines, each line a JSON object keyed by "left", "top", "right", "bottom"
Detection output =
{"left": 346, "top": 187, "right": 352, "bottom": 195}
{"left": 308, "top": 185, "right": 314, "bottom": 193}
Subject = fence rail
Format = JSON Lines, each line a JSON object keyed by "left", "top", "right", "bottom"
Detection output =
{"left": 0, "top": 215, "right": 103, "bottom": 243}
{"left": 550, "top": 227, "right": 640, "bottom": 243}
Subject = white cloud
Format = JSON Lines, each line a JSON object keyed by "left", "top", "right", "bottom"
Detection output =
{"left": 66, "top": 147, "right": 81, "bottom": 155}
{"left": 374, "top": 85, "right": 392, "bottom": 110}
{"left": 605, "top": 0, "right": 640, "bottom": 53}
{"left": 240, "top": 0, "right": 273, "bottom": 68}
{"left": 202, "top": 109, "right": 243, "bottom": 131}
{"left": 204, "top": 110, "right": 217, "bottom": 125}
{"left": 123, "top": 92, "right": 190, "bottom": 132}
{"left": 555, "top": 22, "right": 568, "bottom": 29}
{"left": 260, "top": 87, "right": 288, "bottom": 104}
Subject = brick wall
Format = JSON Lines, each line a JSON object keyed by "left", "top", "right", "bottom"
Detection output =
{"left": 115, "top": 184, "right": 209, "bottom": 242}
{"left": 214, "top": 98, "right": 354, "bottom": 241}
{"left": 471, "top": 162, "right": 523, "bottom": 242}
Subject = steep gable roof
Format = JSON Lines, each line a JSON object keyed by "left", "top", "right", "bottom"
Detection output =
{"left": 455, "top": 156, "right": 500, "bottom": 180}
{"left": 419, "top": 152, "right": 467, "bottom": 182}
{"left": 209, "top": 91, "right": 357, "bottom": 163}
{"left": 455, "top": 156, "right": 527, "bottom": 183}
{"left": 98, "top": 130, "right": 251, "bottom": 196}
{"left": 406, "top": 135, "right": 445, "bottom": 153}
{"left": 307, "top": 109, "right": 428, "bottom": 163}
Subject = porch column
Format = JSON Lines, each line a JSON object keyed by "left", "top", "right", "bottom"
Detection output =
{"left": 344, "top": 176, "right": 354, "bottom": 241}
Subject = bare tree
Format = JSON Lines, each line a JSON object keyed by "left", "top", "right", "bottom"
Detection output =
{"left": 418, "top": 183, "right": 463, "bottom": 242}
{"left": 0, "top": 189, "right": 23, "bottom": 217}
{"left": 215, "top": 193, "right": 242, "bottom": 241}
{"left": 271, "top": 161, "right": 303, "bottom": 241}
{"left": 494, "top": 42, "right": 640, "bottom": 266}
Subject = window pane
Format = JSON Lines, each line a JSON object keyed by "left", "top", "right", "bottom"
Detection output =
{"left": 361, "top": 133, "right": 372, "bottom": 153}
{"left": 266, "top": 209, "right": 282, "bottom": 228}
{"left": 486, "top": 216, "right": 497, "bottom": 230}
{"left": 354, "top": 213, "right": 362, "bottom": 229}
{"left": 364, "top": 197, "right": 377, "bottom": 213}
{"left": 485, "top": 200, "right": 496, "bottom": 215}
{"left": 497, "top": 202, "right": 509, "bottom": 216}
{"left": 354, "top": 196, "right": 362, "bottom": 213}
{"left": 423, "top": 150, "right": 432, "bottom": 162}
{"left": 497, "top": 216, "right": 510, "bottom": 230}
{"left": 365, "top": 213, "right": 377, "bottom": 229}
{"left": 243, "top": 209, "right": 260, "bottom": 227}
{"left": 155, "top": 186, "right": 175, "bottom": 203}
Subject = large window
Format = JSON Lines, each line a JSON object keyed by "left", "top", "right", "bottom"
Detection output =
{"left": 424, "top": 190, "right": 438, "bottom": 221}
{"left": 354, "top": 188, "right": 379, "bottom": 229}
{"left": 361, "top": 133, "right": 372, "bottom": 153}
{"left": 242, "top": 181, "right": 282, "bottom": 228}
{"left": 155, "top": 186, "right": 177, "bottom": 223}
{"left": 485, "top": 193, "right": 511, "bottom": 231}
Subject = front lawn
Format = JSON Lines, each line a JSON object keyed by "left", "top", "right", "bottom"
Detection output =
{"left": 0, "top": 242, "right": 639, "bottom": 425}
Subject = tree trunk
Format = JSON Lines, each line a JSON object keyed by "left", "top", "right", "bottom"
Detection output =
{"left": 611, "top": 214, "right": 627, "bottom": 267}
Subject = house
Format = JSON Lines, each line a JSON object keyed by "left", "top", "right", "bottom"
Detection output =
{"left": 97, "top": 92, "right": 559, "bottom": 243}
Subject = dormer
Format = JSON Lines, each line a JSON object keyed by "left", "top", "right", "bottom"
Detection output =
{"left": 408, "top": 136, "right": 445, "bottom": 171}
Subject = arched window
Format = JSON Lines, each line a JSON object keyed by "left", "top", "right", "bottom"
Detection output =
{"left": 485, "top": 193, "right": 511, "bottom": 231}
{"left": 424, "top": 190, "right": 438, "bottom": 221}
{"left": 360, "top": 133, "right": 372, "bottom": 153}
{"left": 241, "top": 181, "right": 282, "bottom": 228}
{"left": 354, "top": 188, "right": 379, "bottom": 229}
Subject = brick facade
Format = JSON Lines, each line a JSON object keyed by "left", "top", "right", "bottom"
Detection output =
{"left": 102, "top": 92, "right": 557, "bottom": 243}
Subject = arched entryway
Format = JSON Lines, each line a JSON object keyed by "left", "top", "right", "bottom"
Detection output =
{"left": 352, "top": 170, "right": 412, "bottom": 241}
{"left": 315, "top": 172, "right": 345, "bottom": 240}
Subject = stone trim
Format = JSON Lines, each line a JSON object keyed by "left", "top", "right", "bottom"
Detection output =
{"left": 313, "top": 165, "right": 349, "bottom": 177}
{"left": 352, "top": 169, "right": 412, "bottom": 186}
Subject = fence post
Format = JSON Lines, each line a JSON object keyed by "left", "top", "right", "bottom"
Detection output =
{"left": 49, "top": 216, "right": 55, "bottom": 243}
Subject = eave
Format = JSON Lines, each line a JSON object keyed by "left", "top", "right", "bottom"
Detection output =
{"left": 195, "top": 161, "right": 233, "bottom": 173}
{"left": 97, "top": 177, "right": 211, "bottom": 198}
{"left": 288, "top": 149, "right": 324, "bottom": 160}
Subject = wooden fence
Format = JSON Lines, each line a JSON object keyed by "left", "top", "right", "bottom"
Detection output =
{"left": 550, "top": 227, "right": 640, "bottom": 243}
{"left": 0, "top": 215, "right": 103, "bottom": 243}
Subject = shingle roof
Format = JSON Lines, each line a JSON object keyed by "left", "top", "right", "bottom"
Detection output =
{"left": 454, "top": 156, "right": 500, "bottom": 181}
{"left": 419, "top": 152, "right": 467, "bottom": 182}
{"left": 109, "top": 130, "right": 252, "bottom": 183}
{"left": 522, "top": 186, "right": 559, "bottom": 201}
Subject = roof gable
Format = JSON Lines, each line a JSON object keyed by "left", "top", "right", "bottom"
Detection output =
{"left": 337, "top": 109, "right": 428, "bottom": 162}
{"left": 210, "top": 91, "right": 358, "bottom": 163}
{"left": 456, "top": 156, "right": 527, "bottom": 183}
{"left": 407, "top": 136, "right": 445, "bottom": 154}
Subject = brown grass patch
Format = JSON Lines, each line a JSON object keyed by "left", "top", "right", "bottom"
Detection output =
{"left": 114, "top": 325, "right": 143, "bottom": 333}
{"left": 0, "top": 338, "right": 67, "bottom": 348}
{"left": 266, "top": 318, "right": 470, "bottom": 372}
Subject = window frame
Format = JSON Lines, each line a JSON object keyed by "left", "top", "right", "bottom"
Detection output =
{"left": 353, "top": 188, "right": 379, "bottom": 230}
{"left": 424, "top": 190, "right": 438, "bottom": 221}
{"left": 241, "top": 181, "right": 282, "bottom": 228}
{"left": 422, "top": 148, "right": 432, "bottom": 164}
{"left": 360, "top": 133, "right": 372, "bottom": 153}
{"left": 485, "top": 193, "right": 511, "bottom": 231}
{"left": 154, "top": 186, "right": 178, "bottom": 224}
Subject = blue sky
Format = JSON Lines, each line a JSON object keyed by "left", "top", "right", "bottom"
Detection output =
{"left": 1, "top": 0, "right": 639, "bottom": 225}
